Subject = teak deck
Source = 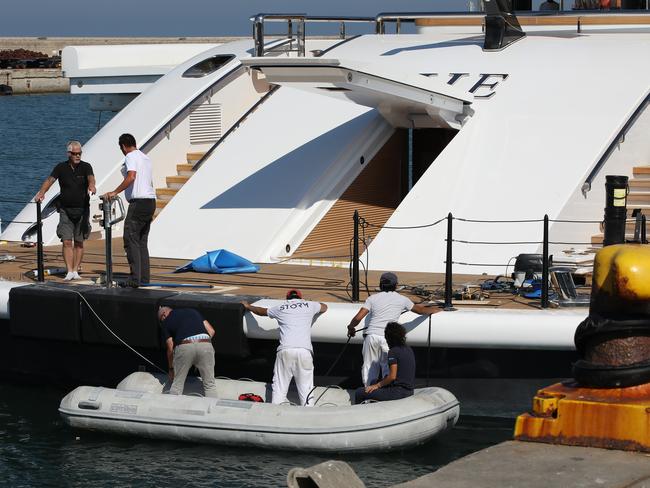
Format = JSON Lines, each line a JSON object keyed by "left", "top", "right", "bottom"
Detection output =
{"left": 0, "top": 239, "right": 549, "bottom": 310}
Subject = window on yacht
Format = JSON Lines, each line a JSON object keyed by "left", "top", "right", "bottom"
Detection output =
{"left": 183, "top": 55, "right": 235, "bottom": 78}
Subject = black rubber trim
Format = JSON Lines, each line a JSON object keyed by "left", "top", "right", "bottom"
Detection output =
{"left": 573, "top": 359, "right": 650, "bottom": 388}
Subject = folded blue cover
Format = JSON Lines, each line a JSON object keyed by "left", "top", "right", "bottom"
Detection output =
{"left": 175, "top": 249, "right": 259, "bottom": 274}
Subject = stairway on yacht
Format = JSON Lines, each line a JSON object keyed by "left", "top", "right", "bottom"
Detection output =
{"left": 291, "top": 131, "right": 406, "bottom": 263}
{"left": 590, "top": 165, "right": 650, "bottom": 245}
{"left": 154, "top": 152, "right": 204, "bottom": 218}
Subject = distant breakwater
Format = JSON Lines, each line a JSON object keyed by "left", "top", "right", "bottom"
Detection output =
{"left": 0, "top": 37, "right": 241, "bottom": 94}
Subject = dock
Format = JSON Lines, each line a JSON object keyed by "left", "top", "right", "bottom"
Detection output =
{"left": 393, "top": 441, "right": 650, "bottom": 487}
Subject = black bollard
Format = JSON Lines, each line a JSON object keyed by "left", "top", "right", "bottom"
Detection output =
{"left": 352, "top": 210, "right": 359, "bottom": 302}
{"left": 541, "top": 215, "right": 549, "bottom": 309}
{"left": 603, "top": 175, "right": 628, "bottom": 246}
{"left": 443, "top": 213, "right": 455, "bottom": 311}
{"left": 36, "top": 201, "right": 44, "bottom": 282}
{"left": 101, "top": 196, "right": 113, "bottom": 288}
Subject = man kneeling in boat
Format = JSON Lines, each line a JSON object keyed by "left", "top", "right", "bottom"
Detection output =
{"left": 242, "top": 290, "right": 327, "bottom": 406}
{"left": 158, "top": 306, "right": 218, "bottom": 398}
{"left": 355, "top": 322, "right": 415, "bottom": 404}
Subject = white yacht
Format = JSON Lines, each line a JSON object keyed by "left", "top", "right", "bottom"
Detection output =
{"left": 4, "top": 6, "right": 649, "bottom": 273}
{"left": 1, "top": 3, "right": 649, "bottom": 414}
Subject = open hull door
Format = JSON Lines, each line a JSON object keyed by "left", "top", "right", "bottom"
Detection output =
{"left": 241, "top": 58, "right": 473, "bottom": 129}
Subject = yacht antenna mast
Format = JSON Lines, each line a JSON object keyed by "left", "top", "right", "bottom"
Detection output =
{"left": 483, "top": 0, "right": 526, "bottom": 51}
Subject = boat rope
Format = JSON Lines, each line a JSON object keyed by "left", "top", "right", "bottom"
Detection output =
{"left": 426, "top": 314, "right": 432, "bottom": 387}
{"left": 41, "top": 283, "right": 167, "bottom": 374}
{"left": 361, "top": 216, "right": 447, "bottom": 230}
{"left": 304, "top": 326, "right": 366, "bottom": 406}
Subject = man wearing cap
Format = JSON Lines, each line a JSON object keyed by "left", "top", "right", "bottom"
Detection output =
{"left": 242, "top": 290, "right": 327, "bottom": 406}
{"left": 158, "top": 306, "right": 218, "bottom": 398}
{"left": 347, "top": 272, "right": 439, "bottom": 386}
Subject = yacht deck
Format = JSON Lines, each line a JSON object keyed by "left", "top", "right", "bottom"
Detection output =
{"left": 0, "top": 239, "right": 580, "bottom": 310}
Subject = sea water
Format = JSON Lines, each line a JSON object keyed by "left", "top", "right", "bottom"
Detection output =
{"left": 0, "top": 94, "right": 513, "bottom": 487}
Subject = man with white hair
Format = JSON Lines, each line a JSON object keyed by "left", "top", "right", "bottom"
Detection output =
{"left": 35, "top": 140, "right": 96, "bottom": 280}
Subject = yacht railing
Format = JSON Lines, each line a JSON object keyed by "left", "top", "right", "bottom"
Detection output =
{"left": 252, "top": 11, "right": 650, "bottom": 57}
{"left": 350, "top": 211, "right": 614, "bottom": 309}
{"left": 251, "top": 14, "right": 375, "bottom": 57}
{"left": 582, "top": 91, "right": 650, "bottom": 197}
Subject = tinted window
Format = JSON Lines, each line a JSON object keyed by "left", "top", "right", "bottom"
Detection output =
{"left": 182, "top": 55, "right": 235, "bottom": 78}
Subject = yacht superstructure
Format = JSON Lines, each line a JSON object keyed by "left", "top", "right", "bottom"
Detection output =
{"left": 3, "top": 9, "right": 649, "bottom": 276}
{"left": 1, "top": 6, "right": 650, "bottom": 414}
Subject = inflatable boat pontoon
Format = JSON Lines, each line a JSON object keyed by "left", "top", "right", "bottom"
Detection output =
{"left": 59, "top": 372, "right": 460, "bottom": 452}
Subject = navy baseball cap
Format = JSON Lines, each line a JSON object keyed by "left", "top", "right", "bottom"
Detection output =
{"left": 380, "top": 272, "right": 398, "bottom": 287}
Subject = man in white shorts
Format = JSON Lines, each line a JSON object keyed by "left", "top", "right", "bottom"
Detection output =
{"left": 347, "top": 272, "right": 439, "bottom": 386}
{"left": 242, "top": 289, "right": 327, "bottom": 406}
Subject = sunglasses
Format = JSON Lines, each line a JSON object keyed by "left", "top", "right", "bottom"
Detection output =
{"left": 68, "top": 151, "right": 82, "bottom": 156}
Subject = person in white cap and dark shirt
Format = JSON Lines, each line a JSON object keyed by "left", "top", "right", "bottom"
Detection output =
{"left": 242, "top": 289, "right": 327, "bottom": 406}
{"left": 347, "top": 272, "right": 439, "bottom": 387}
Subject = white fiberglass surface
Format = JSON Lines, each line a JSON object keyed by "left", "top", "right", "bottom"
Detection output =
{"left": 148, "top": 86, "right": 380, "bottom": 261}
{"left": 360, "top": 34, "right": 650, "bottom": 274}
{"left": 245, "top": 300, "right": 583, "bottom": 350}
{"left": 242, "top": 57, "right": 472, "bottom": 129}
{"left": 1, "top": 41, "right": 252, "bottom": 244}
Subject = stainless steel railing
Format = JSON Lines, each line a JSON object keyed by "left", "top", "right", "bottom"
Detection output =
{"left": 250, "top": 14, "right": 375, "bottom": 57}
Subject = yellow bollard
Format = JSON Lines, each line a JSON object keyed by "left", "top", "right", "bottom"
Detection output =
{"left": 515, "top": 244, "right": 650, "bottom": 452}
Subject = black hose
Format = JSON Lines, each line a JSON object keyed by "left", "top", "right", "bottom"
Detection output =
{"left": 304, "top": 326, "right": 365, "bottom": 406}
{"left": 426, "top": 314, "right": 432, "bottom": 387}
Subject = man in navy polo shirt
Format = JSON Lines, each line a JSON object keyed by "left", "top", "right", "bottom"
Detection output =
{"left": 158, "top": 306, "right": 218, "bottom": 397}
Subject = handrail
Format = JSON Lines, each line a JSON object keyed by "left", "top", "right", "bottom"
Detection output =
{"left": 375, "top": 11, "right": 484, "bottom": 33}
{"left": 140, "top": 61, "right": 243, "bottom": 154}
{"left": 581, "top": 91, "right": 650, "bottom": 198}
{"left": 251, "top": 10, "right": 650, "bottom": 57}
{"left": 251, "top": 13, "right": 375, "bottom": 57}
{"left": 192, "top": 85, "right": 280, "bottom": 172}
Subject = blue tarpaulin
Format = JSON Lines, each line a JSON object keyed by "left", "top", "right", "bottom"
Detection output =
{"left": 174, "top": 249, "right": 259, "bottom": 274}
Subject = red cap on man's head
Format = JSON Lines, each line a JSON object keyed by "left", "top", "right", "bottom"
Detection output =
{"left": 286, "top": 289, "right": 302, "bottom": 299}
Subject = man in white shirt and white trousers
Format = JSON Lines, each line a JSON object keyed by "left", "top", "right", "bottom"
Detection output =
{"left": 242, "top": 289, "right": 327, "bottom": 406}
{"left": 347, "top": 272, "right": 439, "bottom": 386}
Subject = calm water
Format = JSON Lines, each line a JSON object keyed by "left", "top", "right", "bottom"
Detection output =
{"left": 0, "top": 94, "right": 514, "bottom": 487}
{"left": 0, "top": 93, "right": 113, "bottom": 229}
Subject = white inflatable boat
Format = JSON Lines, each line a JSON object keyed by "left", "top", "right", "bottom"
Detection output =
{"left": 59, "top": 372, "right": 460, "bottom": 452}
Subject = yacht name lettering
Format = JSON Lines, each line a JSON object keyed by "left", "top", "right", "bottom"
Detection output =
{"left": 420, "top": 73, "right": 508, "bottom": 99}
{"left": 279, "top": 302, "right": 310, "bottom": 310}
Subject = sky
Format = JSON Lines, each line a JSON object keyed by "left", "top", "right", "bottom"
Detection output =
{"left": 0, "top": 1, "right": 479, "bottom": 37}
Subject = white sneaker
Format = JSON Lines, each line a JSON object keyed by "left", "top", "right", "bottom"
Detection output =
{"left": 72, "top": 272, "right": 82, "bottom": 280}
{"left": 64, "top": 272, "right": 75, "bottom": 281}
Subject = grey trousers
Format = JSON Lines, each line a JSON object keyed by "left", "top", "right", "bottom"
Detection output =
{"left": 170, "top": 342, "right": 218, "bottom": 398}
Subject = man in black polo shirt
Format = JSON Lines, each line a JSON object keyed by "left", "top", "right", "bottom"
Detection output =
{"left": 158, "top": 306, "right": 218, "bottom": 398}
{"left": 35, "top": 140, "right": 96, "bottom": 281}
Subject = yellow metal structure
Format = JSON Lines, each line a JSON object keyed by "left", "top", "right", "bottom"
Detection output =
{"left": 592, "top": 243, "right": 650, "bottom": 303}
{"left": 515, "top": 381, "right": 650, "bottom": 452}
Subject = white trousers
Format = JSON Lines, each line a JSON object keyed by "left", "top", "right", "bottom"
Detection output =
{"left": 272, "top": 348, "right": 314, "bottom": 406}
{"left": 362, "top": 334, "right": 389, "bottom": 387}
